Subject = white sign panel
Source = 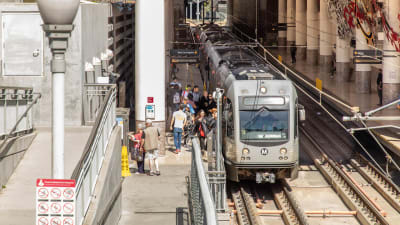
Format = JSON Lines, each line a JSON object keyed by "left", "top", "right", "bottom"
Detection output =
{"left": 36, "top": 179, "right": 76, "bottom": 225}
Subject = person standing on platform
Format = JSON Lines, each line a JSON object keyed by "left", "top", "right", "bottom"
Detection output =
{"left": 207, "top": 93, "right": 217, "bottom": 113}
{"left": 141, "top": 119, "right": 161, "bottom": 176}
{"left": 172, "top": 84, "right": 181, "bottom": 111}
{"left": 290, "top": 43, "right": 297, "bottom": 64}
{"left": 129, "top": 123, "right": 145, "bottom": 174}
{"left": 182, "top": 97, "right": 195, "bottom": 114}
{"left": 181, "top": 84, "right": 192, "bottom": 100}
{"left": 377, "top": 69, "right": 383, "bottom": 106}
{"left": 170, "top": 104, "right": 187, "bottom": 154}
{"left": 199, "top": 90, "right": 209, "bottom": 112}
{"left": 195, "top": 110, "right": 208, "bottom": 151}
{"left": 192, "top": 85, "right": 201, "bottom": 111}
{"left": 169, "top": 77, "right": 182, "bottom": 89}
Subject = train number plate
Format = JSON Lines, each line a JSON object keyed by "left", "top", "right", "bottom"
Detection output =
{"left": 260, "top": 148, "right": 269, "bottom": 155}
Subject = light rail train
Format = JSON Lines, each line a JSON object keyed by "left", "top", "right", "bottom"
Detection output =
{"left": 196, "top": 24, "right": 305, "bottom": 183}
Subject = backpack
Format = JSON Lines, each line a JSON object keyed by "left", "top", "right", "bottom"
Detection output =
{"left": 173, "top": 92, "right": 180, "bottom": 104}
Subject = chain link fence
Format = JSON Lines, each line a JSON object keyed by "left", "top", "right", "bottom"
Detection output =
{"left": 188, "top": 137, "right": 218, "bottom": 225}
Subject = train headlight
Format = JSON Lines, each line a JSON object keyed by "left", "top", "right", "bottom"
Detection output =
{"left": 242, "top": 148, "right": 250, "bottom": 155}
{"left": 260, "top": 86, "right": 267, "bottom": 94}
{"left": 280, "top": 148, "right": 287, "bottom": 154}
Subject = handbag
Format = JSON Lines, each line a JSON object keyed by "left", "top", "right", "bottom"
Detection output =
{"left": 137, "top": 150, "right": 144, "bottom": 162}
{"left": 131, "top": 147, "right": 139, "bottom": 161}
{"left": 199, "top": 124, "right": 205, "bottom": 137}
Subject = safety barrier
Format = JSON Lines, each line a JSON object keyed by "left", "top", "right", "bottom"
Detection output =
{"left": 0, "top": 86, "right": 41, "bottom": 139}
{"left": 71, "top": 85, "right": 116, "bottom": 225}
{"left": 189, "top": 137, "right": 218, "bottom": 225}
{"left": 83, "top": 83, "right": 116, "bottom": 125}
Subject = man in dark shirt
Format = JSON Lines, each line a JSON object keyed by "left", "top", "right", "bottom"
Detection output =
{"left": 377, "top": 69, "right": 383, "bottom": 106}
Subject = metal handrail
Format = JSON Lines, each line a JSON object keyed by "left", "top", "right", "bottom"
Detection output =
{"left": 0, "top": 93, "right": 41, "bottom": 151}
{"left": 71, "top": 84, "right": 116, "bottom": 225}
{"left": 190, "top": 137, "right": 218, "bottom": 225}
{"left": 71, "top": 85, "right": 116, "bottom": 181}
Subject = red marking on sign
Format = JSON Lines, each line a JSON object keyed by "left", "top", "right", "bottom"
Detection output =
{"left": 37, "top": 179, "right": 76, "bottom": 188}
{"left": 50, "top": 217, "right": 61, "bottom": 225}
{"left": 63, "top": 188, "right": 74, "bottom": 199}
{"left": 63, "top": 203, "right": 74, "bottom": 214}
{"left": 38, "top": 188, "right": 49, "bottom": 199}
{"left": 38, "top": 217, "right": 49, "bottom": 225}
{"left": 50, "top": 188, "right": 61, "bottom": 199}
{"left": 38, "top": 202, "right": 49, "bottom": 214}
{"left": 51, "top": 203, "right": 62, "bottom": 214}
{"left": 63, "top": 218, "right": 74, "bottom": 225}
{"left": 147, "top": 97, "right": 154, "bottom": 103}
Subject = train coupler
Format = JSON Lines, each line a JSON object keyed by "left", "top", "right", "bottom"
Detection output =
{"left": 256, "top": 172, "right": 276, "bottom": 184}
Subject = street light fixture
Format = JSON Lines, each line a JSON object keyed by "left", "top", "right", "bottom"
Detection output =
{"left": 37, "top": 0, "right": 80, "bottom": 179}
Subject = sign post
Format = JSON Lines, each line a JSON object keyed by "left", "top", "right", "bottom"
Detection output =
{"left": 36, "top": 179, "right": 76, "bottom": 225}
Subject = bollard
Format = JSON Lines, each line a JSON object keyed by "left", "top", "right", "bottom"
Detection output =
{"left": 278, "top": 55, "right": 283, "bottom": 63}
{"left": 121, "top": 146, "right": 131, "bottom": 177}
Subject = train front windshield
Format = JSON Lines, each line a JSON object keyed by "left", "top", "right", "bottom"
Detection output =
{"left": 240, "top": 109, "right": 289, "bottom": 141}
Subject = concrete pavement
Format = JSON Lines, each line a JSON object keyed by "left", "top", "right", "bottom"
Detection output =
{"left": 0, "top": 126, "right": 91, "bottom": 225}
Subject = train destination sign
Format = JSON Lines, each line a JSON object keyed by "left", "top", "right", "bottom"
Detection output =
{"left": 170, "top": 49, "right": 199, "bottom": 64}
{"left": 36, "top": 179, "right": 76, "bottom": 225}
{"left": 353, "top": 50, "right": 382, "bottom": 64}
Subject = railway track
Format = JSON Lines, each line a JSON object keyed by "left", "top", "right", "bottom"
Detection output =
{"left": 230, "top": 181, "right": 309, "bottom": 225}
{"left": 300, "top": 126, "right": 400, "bottom": 225}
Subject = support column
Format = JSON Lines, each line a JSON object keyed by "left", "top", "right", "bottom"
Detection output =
{"left": 355, "top": 27, "right": 371, "bottom": 93}
{"left": 319, "top": 0, "right": 332, "bottom": 71}
{"left": 136, "top": 0, "right": 166, "bottom": 155}
{"left": 227, "top": 0, "right": 233, "bottom": 27}
{"left": 189, "top": 2, "right": 193, "bottom": 19}
{"left": 336, "top": 20, "right": 351, "bottom": 81}
{"left": 383, "top": 0, "right": 400, "bottom": 104}
{"left": 278, "top": 0, "right": 287, "bottom": 47}
{"left": 296, "top": 0, "right": 306, "bottom": 59}
{"left": 306, "top": 0, "right": 318, "bottom": 64}
{"left": 286, "top": 0, "right": 296, "bottom": 48}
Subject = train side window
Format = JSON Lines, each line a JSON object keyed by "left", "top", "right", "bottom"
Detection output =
{"left": 224, "top": 98, "right": 234, "bottom": 138}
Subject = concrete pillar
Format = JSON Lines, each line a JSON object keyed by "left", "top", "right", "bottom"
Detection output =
{"left": 319, "top": 0, "right": 332, "bottom": 70}
{"left": 278, "top": 0, "right": 287, "bottom": 47}
{"left": 227, "top": 0, "right": 233, "bottom": 27}
{"left": 296, "top": 0, "right": 306, "bottom": 58}
{"left": 383, "top": 0, "right": 400, "bottom": 104}
{"left": 355, "top": 27, "right": 371, "bottom": 93}
{"left": 306, "top": 0, "right": 318, "bottom": 64}
{"left": 135, "top": 0, "right": 166, "bottom": 155}
{"left": 286, "top": 0, "right": 296, "bottom": 46}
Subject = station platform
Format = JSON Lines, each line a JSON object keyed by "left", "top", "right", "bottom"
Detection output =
{"left": 119, "top": 137, "right": 191, "bottom": 225}
{"left": 269, "top": 47, "right": 400, "bottom": 156}
{"left": 0, "top": 126, "right": 92, "bottom": 225}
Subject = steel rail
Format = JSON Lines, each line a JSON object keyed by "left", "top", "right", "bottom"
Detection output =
{"left": 231, "top": 186, "right": 251, "bottom": 225}
{"left": 351, "top": 154, "right": 400, "bottom": 213}
{"left": 301, "top": 126, "right": 389, "bottom": 225}
{"left": 240, "top": 186, "right": 263, "bottom": 225}
{"left": 0, "top": 93, "right": 41, "bottom": 152}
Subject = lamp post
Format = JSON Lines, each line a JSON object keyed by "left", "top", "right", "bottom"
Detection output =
{"left": 37, "top": 0, "right": 80, "bottom": 179}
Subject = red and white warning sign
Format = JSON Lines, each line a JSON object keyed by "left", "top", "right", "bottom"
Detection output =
{"left": 36, "top": 179, "right": 76, "bottom": 225}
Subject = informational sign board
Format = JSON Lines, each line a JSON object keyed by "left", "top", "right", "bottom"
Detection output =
{"left": 116, "top": 117, "right": 124, "bottom": 140}
{"left": 36, "top": 179, "right": 76, "bottom": 225}
{"left": 170, "top": 49, "right": 200, "bottom": 64}
{"left": 145, "top": 105, "right": 155, "bottom": 119}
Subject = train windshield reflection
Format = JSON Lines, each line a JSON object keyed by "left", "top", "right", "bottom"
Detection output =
{"left": 240, "top": 109, "right": 289, "bottom": 141}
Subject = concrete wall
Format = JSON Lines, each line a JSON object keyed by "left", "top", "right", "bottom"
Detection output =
{"left": 0, "top": 3, "right": 109, "bottom": 126}
{"left": 0, "top": 132, "right": 36, "bottom": 189}
{"left": 83, "top": 126, "right": 122, "bottom": 225}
